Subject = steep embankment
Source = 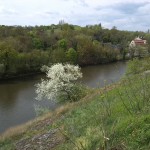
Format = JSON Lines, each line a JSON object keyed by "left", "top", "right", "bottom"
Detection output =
{"left": 0, "top": 58, "right": 150, "bottom": 150}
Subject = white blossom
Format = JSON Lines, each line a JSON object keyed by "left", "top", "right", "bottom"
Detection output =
{"left": 35, "top": 63, "right": 82, "bottom": 101}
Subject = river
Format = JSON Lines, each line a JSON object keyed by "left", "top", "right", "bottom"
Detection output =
{"left": 0, "top": 61, "right": 127, "bottom": 134}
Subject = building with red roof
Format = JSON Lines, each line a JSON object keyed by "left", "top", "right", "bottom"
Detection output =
{"left": 129, "top": 37, "right": 147, "bottom": 48}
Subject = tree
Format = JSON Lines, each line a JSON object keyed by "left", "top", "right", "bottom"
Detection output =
{"left": 51, "top": 48, "right": 67, "bottom": 63}
{"left": 58, "top": 39, "right": 67, "bottom": 50}
{"left": 66, "top": 48, "right": 77, "bottom": 64}
{"left": 0, "top": 42, "right": 18, "bottom": 74}
{"left": 36, "top": 63, "right": 83, "bottom": 102}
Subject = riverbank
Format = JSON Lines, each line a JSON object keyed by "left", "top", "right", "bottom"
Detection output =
{"left": 0, "top": 60, "right": 128, "bottom": 81}
{"left": 0, "top": 61, "right": 127, "bottom": 134}
{"left": 0, "top": 71, "right": 43, "bottom": 81}
{"left": 0, "top": 71, "right": 150, "bottom": 150}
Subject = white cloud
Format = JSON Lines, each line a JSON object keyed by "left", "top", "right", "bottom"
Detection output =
{"left": 137, "top": 3, "right": 150, "bottom": 14}
{"left": 0, "top": 8, "right": 18, "bottom": 16}
{"left": 0, "top": 0, "right": 150, "bottom": 31}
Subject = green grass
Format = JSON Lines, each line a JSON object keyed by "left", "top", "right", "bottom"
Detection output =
{"left": 0, "top": 58, "right": 150, "bottom": 150}
{"left": 54, "top": 74, "right": 150, "bottom": 150}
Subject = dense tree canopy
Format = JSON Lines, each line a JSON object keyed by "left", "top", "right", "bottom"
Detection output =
{"left": 0, "top": 24, "right": 149, "bottom": 79}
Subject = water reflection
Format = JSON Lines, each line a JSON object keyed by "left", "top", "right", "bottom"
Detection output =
{"left": 80, "top": 62, "right": 126, "bottom": 88}
{"left": 0, "top": 62, "right": 126, "bottom": 134}
{"left": 0, "top": 76, "right": 57, "bottom": 133}
{"left": 0, "top": 82, "right": 31, "bottom": 109}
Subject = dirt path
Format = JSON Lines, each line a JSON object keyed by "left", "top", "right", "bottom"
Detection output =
{"left": 15, "top": 118, "right": 64, "bottom": 150}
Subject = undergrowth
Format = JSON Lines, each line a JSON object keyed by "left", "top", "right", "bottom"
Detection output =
{"left": 54, "top": 74, "right": 150, "bottom": 150}
{"left": 54, "top": 58, "right": 150, "bottom": 150}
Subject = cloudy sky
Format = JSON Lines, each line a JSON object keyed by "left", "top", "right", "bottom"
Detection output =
{"left": 0, "top": 0, "right": 150, "bottom": 31}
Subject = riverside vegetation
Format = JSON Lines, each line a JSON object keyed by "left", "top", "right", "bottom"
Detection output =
{"left": 0, "top": 57, "right": 150, "bottom": 150}
{"left": 0, "top": 23, "right": 150, "bottom": 79}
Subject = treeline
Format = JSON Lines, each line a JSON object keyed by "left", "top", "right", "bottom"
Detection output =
{"left": 0, "top": 24, "right": 150, "bottom": 79}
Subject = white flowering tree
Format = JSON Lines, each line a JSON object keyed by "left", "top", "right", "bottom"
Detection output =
{"left": 36, "top": 63, "right": 83, "bottom": 102}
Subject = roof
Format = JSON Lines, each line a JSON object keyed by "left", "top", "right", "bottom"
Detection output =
{"left": 133, "top": 37, "right": 147, "bottom": 45}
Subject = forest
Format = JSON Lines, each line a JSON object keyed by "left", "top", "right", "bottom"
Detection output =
{"left": 0, "top": 23, "right": 150, "bottom": 79}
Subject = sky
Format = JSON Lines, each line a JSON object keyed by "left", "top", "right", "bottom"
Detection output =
{"left": 0, "top": 0, "right": 150, "bottom": 31}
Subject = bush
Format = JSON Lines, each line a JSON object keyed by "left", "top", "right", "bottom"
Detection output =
{"left": 126, "top": 57, "right": 150, "bottom": 75}
{"left": 36, "top": 63, "right": 86, "bottom": 102}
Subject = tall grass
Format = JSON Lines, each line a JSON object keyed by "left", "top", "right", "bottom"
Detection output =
{"left": 54, "top": 58, "right": 150, "bottom": 150}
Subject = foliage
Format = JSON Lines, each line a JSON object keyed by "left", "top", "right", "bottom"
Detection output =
{"left": 36, "top": 63, "right": 84, "bottom": 102}
{"left": 0, "top": 24, "right": 149, "bottom": 78}
{"left": 51, "top": 48, "right": 66, "bottom": 63}
{"left": 126, "top": 57, "right": 150, "bottom": 75}
{"left": 58, "top": 39, "right": 67, "bottom": 50}
{"left": 66, "top": 48, "right": 77, "bottom": 64}
{"left": 55, "top": 71, "right": 150, "bottom": 150}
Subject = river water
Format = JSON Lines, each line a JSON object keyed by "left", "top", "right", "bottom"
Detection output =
{"left": 0, "top": 62, "right": 127, "bottom": 134}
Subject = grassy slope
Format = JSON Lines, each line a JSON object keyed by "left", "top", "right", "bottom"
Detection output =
{"left": 0, "top": 60, "right": 150, "bottom": 150}
{"left": 55, "top": 74, "right": 150, "bottom": 150}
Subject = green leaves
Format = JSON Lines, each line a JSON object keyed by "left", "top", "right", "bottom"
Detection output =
{"left": 58, "top": 39, "right": 67, "bottom": 50}
{"left": 66, "top": 48, "right": 77, "bottom": 64}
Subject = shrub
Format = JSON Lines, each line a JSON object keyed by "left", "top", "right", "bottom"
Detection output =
{"left": 36, "top": 63, "right": 85, "bottom": 102}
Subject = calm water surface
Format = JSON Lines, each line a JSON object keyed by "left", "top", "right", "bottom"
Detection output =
{"left": 0, "top": 62, "right": 127, "bottom": 134}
